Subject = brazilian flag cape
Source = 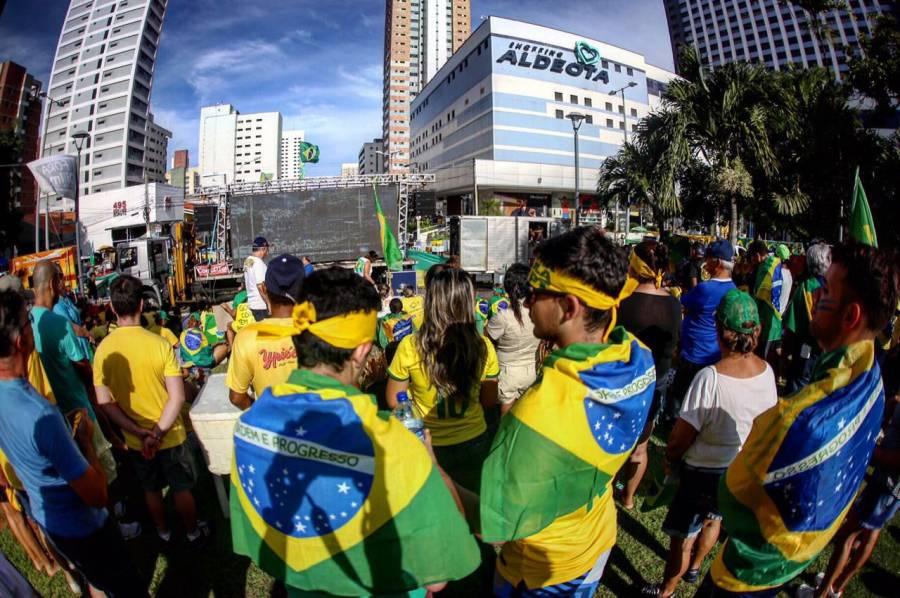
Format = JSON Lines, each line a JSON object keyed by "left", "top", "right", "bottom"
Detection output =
{"left": 480, "top": 328, "right": 655, "bottom": 588}
{"left": 488, "top": 291, "right": 510, "bottom": 318}
{"left": 230, "top": 369, "right": 480, "bottom": 596}
{"left": 752, "top": 256, "right": 784, "bottom": 342}
{"left": 783, "top": 276, "right": 823, "bottom": 346}
{"left": 712, "top": 340, "right": 884, "bottom": 592}
{"left": 377, "top": 312, "right": 415, "bottom": 349}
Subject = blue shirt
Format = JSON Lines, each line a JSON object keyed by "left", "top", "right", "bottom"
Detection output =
{"left": 53, "top": 297, "right": 93, "bottom": 363}
{"left": 679, "top": 278, "right": 736, "bottom": 366}
{"left": 0, "top": 379, "right": 107, "bottom": 538}
{"left": 304, "top": 263, "right": 315, "bottom": 277}
{"left": 31, "top": 306, "right": 95, "bottom": 421}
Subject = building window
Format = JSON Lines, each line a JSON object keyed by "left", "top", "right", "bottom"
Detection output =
{"left": 555, "top": 109, "right": 564, "bottom": 119}
{"left": 619, "top": 121, "right": 625, "bottom": 130}
{"left": 605, "top": 102, "right": 613, "bottom": 111}
{"left": 630, "top": 108, "right": 638, "bottom": 117}
{"left": 570, "top": 94, "right": 578, "bottom": 104}
{"left": 606, "top": 118, "right": 614, "bottom": 128}
{"left": 554, "top": 92, "right": 563, "bottom": 101}
{"left": 585, "top": 115, "right": 593, "bottom": 124}
{"left": 614, "top": 64, "right": 621, "bottom": 72}
{"left": 626, "top": 67, "right": 633, "bottom": 76}
{"left": 584, "top": 98, "right": 592, "bottom": 107}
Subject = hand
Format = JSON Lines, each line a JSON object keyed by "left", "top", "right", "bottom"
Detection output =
{"left": 71, "top": 409, "right": 94, "bottom": 451}
{"left": 142, "top": 434, "right": 161, "bottom": 460}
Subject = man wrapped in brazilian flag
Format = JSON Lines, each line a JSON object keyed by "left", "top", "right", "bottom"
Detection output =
{"left": 480, "top": 227, "right": 655, "bottom": 596}
{"left": 702, "top": 242, "right": 900, "bottom": 597}
{"left": 230, "top": 267, "right": 480, "bottom": 596}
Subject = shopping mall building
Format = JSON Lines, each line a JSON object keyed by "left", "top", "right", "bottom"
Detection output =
{"left": 410, "top": 17, "right": 677, "bottom": 221}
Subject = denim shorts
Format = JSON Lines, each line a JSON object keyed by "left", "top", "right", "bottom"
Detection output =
{"left": 662, "top": 465, "right": 727, "bottom": 539}
{"left": 855, "top": 478, "right": 900, "bottom": 531}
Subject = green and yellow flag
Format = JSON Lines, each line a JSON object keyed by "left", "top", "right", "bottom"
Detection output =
{"left": 480, "top": 329, "right": 655, "bottom": 588}
{"left": 849, "top": 167, "right": 877, "bottom": 247}
{"left": 299, "top": 142, "right": 320, "bottom": 164}
{"left": 230, "top": 369, "right": 480, "bottom": 595}
{"left": 712, "top": 340, "right": 885, "bottom": 593}
{"left": 373, "top": 185, "right": 403, "bottom": 271}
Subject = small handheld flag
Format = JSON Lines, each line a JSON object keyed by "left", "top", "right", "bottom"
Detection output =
{"left": 849, "top": 167, "right": 878, "bottom": 247}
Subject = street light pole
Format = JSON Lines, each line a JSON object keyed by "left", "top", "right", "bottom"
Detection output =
{"left": 566, "top": 112, "right": 585, "bottom": 227}
{"left": 609, "top": 82, "right": 637, "bottom": 237}
{"left": 71, "top": 131, "right": 90, "bottom": 295}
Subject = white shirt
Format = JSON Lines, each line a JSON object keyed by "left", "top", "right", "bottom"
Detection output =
{"left": 680, "top": 364, "right": 778, "bottom": 469}
{"left": 779, "top": 268, "right": 793, "bottom": 314}
{"left": 243, "top": 255, "right": 268, "bottom": 310}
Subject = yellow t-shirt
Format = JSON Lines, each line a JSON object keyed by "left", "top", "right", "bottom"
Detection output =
{"left": 157, "top": 326, "right": 178, "bottom": 348}
{"left": 93, "top": 326, "right": 185, "bottom": 451}
{"left": 27, "top": 350, "right": 56, "bottom": 405}
{"left": 225, "top": 317, "right": 297, "bottom": 398}
{"left": 401, "top": 295, "right": 425, "bottom": 329}
{"left": 231, "top": 303, "right": 254, "bottom": 333}
{"left": 387, "top": 334, "right": 499, "bottom": 446}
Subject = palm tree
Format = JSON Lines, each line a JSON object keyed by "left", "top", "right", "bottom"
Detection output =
{"left": 597, "top": 139, "right": 678, "bottom": 226}
{"left": 642, "top": 49, "right": 782, "bottom": 244}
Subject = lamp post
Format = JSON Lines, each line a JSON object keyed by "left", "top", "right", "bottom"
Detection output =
{"left": 566, "top": 112, "right": 585, "bottom": 227}
{"left": 609, "top": 82, "right": 637, "bottom": 235}
{"left": 71, "top": 131, "right": 89, "bottom": 295}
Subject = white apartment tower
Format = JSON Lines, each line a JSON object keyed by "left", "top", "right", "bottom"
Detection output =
{"left": 41, "top": 0, "right": 168, "bottom": 196}
{"left": 280, "top": 129, "right": 306, "bottom": 180}
{"left": 382, "top": 0, "right": 470, "bottom": 173}
{"left": 198, "top": 104, "right": 283, "bottom": 184}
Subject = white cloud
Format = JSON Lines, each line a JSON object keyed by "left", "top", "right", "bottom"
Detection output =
{"left": 187, "top": 40, "right": 286, "bottom": 102}
{"left": 0, "top": 28, "right": 55, "bottom": 85}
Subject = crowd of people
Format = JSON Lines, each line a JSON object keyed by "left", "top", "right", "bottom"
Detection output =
{"left": 0, "top": 226, "right": 898, "bottom": 598}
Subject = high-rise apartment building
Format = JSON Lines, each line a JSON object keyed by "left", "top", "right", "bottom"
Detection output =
{"left": 358, "top": 138, "right": 385, "bottom": 175}
{"left": 382, "top": 0, "right": 470, "bottom": 173}
{"left": 279, "top": 129, "right": 306, "bottom": 179}
{"left": 663, "top": 0, "right": 897, "bottom": 80}
{"left": 144, "top": 111, "right": 169, "bottom": 182}
{"left": 41, "top": 0, "right": 168, "bottom": 197}
{"left": 0, "top": 61, "right": 42, "bottom": 215}
{"left": 198, "top": 104, "right": 282, "bottom": 184}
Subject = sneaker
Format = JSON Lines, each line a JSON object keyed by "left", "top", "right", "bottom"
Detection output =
{"left": 118, "top": 520, "right": 142, "bottom": 540}
{"left": 186, "top": 520, "right": 211, "bottom": 547}
{"left": 639, "top": 583, "right": 674, "bottom": 597}
{"left": 795, "top": 584, "right": 815, "bottom": 598}
{"left": 683, "top": 568, "right": 700, "bottom": 584}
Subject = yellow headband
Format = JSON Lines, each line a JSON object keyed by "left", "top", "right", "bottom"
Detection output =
{"left": 253, "top": 302, "right": 377, "bottom": 349}
{"left": 629, "top": 251, "right": 664, "bottom": 288}
{"left": 528, "top": 260, "right": 638, "bottom": 340}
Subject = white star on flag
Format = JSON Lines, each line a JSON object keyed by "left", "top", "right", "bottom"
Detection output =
{"left": 613, "top": 412, "right": 621, "bottom": 419}
{"left": 594, "top": 421, "right": 601, "bottom": 430}
{"left": 351, "top": 502, "right": 358, "bottom": 507}
{"left": 329, "top": 514, "right": 336, "bottom": 520}
{"left": 337, "top": 482, "right": 351, "bottom": 494}
{"left": 837, "top": 417, "right": 846, "bottom": 430}
{"left": 341, "top": 512, "right": 347, "bottom": 517}
{"left": 253, "top": 497, "right": 260, "bottom": 507}
{"left": 248, "top": 464, "right": 256, "bottom": 474}
{"left": 282, "top": 468, "right": 289, "bottom": 475}
{"left": 296, "top": 426, "right": 307, "bottom": 437}
{"left": 295, "top": 522, "right": 306, "bottom": 532}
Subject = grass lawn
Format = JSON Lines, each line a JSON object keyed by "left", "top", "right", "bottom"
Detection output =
{"left": 2, "top": 436, "right": 898, "bottom": 597}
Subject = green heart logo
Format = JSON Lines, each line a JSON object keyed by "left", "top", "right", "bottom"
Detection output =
{"left": 575, "top": 41, "right": 600, "bottom": 66}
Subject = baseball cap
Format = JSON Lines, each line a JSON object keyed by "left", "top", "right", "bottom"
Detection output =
{"left": 265, "top": 254, "right": 305, "bottom": 301}
{"left": 775, "top": 244, "right": 791, "bottom": 261}
{"left": 717, "top": 289, "right": 760, "bottom": 334}
{"left": 252, "top": 236, "right": 269, "bottom": 249}
{"left": 706, "top": 239, "right": 735, "bottom": 262}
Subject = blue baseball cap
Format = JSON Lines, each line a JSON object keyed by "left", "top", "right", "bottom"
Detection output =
{"left": 252, "top": 236, "right": 269, "bottom": 249}
{"left": 706, "top": 239, "right": 735, "bottom": 262}
{"left": 264, "top": 254, "right": 304, "bottom": 301}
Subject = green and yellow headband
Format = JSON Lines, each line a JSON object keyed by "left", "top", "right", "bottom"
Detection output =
{"left": 253, "top": 301, "right": 377, "bottom": 349}
{"left": 628, "top": 251, "right": 664, "bottom": 288}
{"left": 528, "top": 259, "right": 639, "bottom": 339}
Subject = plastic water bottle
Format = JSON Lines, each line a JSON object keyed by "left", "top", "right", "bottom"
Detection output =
{"left": 394, "top": 391, "right": 426, "bottom": 442}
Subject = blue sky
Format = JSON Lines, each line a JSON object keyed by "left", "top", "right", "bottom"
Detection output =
{"left": 0, "top": 0, "right": 673, "bottom": 176}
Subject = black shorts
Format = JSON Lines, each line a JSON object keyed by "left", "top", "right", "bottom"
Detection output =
{"left": 128, "top": 442, "right": 197, "bottom": 493}
{"left": 662, "top": 465, "right": 726, "bottom": 539}
{"left": 47, "top": 517, "right": 145, "bottom": 597}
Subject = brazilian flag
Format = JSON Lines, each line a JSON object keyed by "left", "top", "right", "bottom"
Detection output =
{"left": 784, "top": 276, "right": 823, "bottom": 344}
{"left": 300, "top": 142, "right": 320, "bottom": 164}
{"left": 752, "top": 255, "right": 784, "bottom": 342}
{"left": 373, "top": 185, "right": 403, "bottom": 271}
{"left": 231, "top": 370, "right": 480, "bottom": 595}
{"left": 480, "top": 328, "right": 655, "bottom": 587}
{"left": 849, "top": 167, "right": 877, "bottom": 247}
{"left": 712, "top": 340, "right": 884, "bottom": 593}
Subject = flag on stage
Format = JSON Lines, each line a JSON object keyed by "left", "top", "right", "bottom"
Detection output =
{"left": 230, "top": 371, "right": 480, "bottom": 595}
{"left": 711, "top": 340, "right": 884, "bottom": 593}
{"left": 373, "top": 185, "right": 403, "bottom": 271}
{"left": 849, "top": 167, "right": 878, "bottom": 247}
{"left": 299, "top": 142, "right": 320, "bottom": 163}
{"left": 480, "top": 328, "right": 655, "bottom": 587}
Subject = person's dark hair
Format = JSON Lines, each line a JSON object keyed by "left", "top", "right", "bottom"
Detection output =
{"left": 389, "top": 298, "right": 403, "bottom": 314}
{"left": 417, "top": 267, "right": 486, "bottom": 411}
{"left": 425, "top": 263, "right": 450, "bottom": 288}
{"left": 533, "top": 226, "right": 628, "bottom": 333}
{"left": 293, "top": 267, "right": 380, "bottom": 370}
{"left": 831, "top": 242, "right": 900, "bottom": 332}
{"left": 633, "top": 240, "right": 669, "bottom": 282}
{"left": 109, "top": 275, "right": 143, "bottom": 317}
{"left": 748, "top": 240, "right": 769, "bottom": 259}
{"left": 0, "top": 290, "right": 27, "bottom": 358}
{"left": 269, "top": 292, "right": 295, "bottom": 308}
{"left": 716, "top": 321, "right": 759, "bottom": 354}
{"left": 504, "top": 263, "right": 531, "bottom": 325}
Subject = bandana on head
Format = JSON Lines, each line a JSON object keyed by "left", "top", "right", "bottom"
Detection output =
{"left": 628, "top": 251, "right": 664, "bottom": 288}
{"left": 252, "top": 302, "right": 377, "bottom": 349}
{"left": 528, "top": 259, "right": 639, "bottom": 340}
